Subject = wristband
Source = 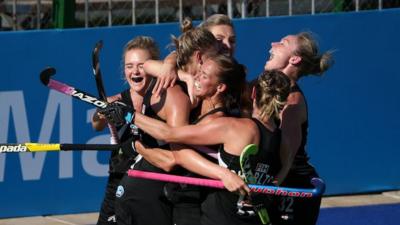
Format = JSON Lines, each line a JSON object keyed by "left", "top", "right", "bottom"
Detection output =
{"left": 124, "top": 111, "right": 135, "bottom": 124}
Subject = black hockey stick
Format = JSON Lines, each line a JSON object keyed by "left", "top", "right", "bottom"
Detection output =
{"left": 92, "top": 40, "right": 107, "bottom": 100}
{"left": 40, "top": 67, "right": 108, "bottom": 109}
{"left": 0, "top": 143, "right": 119, "bottom": 153}
{"left": 91, "top": 41, "right": 122, "bottom": 144}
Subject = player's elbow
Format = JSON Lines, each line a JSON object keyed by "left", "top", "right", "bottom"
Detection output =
{"left": 159, "top": 156, "right": 177, "bottom": 172}
{"left": 92, "top": 122, "right": 105, "bottom": 131}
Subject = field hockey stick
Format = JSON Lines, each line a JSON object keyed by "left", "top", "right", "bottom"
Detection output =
{"left": 91, "top": 41, "right": 121, "bottom": 144}
{"left": 40, "top": 67, "right": 108, "bottom": 109}
{"left": 128, "top": 170, "right": 325, "bottom": 197}
{"left": 0, "top": 143, "right": 119, "bottom": 153}
{"left": 92, "top": 40, "right": 107, "bottom": 101}
{"left": 239, "top": 144, "right": 269, "bottom": 224}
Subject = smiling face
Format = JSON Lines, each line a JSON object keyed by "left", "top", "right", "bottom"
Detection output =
{"left": 264, "top": 35, "right": 299, "bottom": 71}
{"left": 193, "top": 58, "right": 222, "bottom": 99}
{"left": 208, "top": 24, "right": 236, "bottom": 56}
{"left": 124, "top": 48, "right": 152, "bottom": 95}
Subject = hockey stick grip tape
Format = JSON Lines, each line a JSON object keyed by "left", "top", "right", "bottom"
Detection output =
{"left": 128, "top": 169, "right": 225, "bottom": 189}
{"left": 128, "top": 170, "right": 325, "bottom": 197}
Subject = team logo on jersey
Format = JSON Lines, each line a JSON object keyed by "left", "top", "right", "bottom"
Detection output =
{"left": 107, "top": 215, "right": 116, "bottom": 222}
{"left": 254, "top": 163, "right": 273, "bottom": 185}
{"left": 0, "top": 144, "right": 27, "bottom": 153}
{"left": 116, "top": 185, "right": 124, "bottom": 198}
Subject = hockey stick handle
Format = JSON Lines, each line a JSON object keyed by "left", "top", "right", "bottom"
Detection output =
{"left": 0, "top": 143, "right": 119, "bottom": 153}
{"left": 128, "top": 169, "right": 225, "bottom": 189}
{"left": 92, "top": 40, "right": 107, "bottom": 100}
{"left": 60, "top": 143, "right": 119, "bottom": 150}
{"left": 128, "top": 170, "right": 325, "bottom": 197}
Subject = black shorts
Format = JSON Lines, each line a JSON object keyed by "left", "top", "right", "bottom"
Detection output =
{"left": 173, "top": 203, "right": 201, "bottom": 225}
{"left": 271, "top": 195, "right": 321, "bottom": 225}
{"left": 97, "top": 173, "right": 124, "bottom": 225}
{"left": 115, "top": 173, "right": 173, "bottom": 225}
{"left": 164, "top": 182, "right": 203, "bottom": 225}
{"left": 270, "top": 173, "right": 322, "bottom": 225}
{"left": 201, "top": 190, "right": 264, "bottom": 225}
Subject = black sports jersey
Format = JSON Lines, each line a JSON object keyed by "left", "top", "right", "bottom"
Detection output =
{"left": 108, "top": 88, "right": 137, "bottom": 174}
{"left": 115, "top": 80, "right": 174, "bottom": 225}
{"left": 273, "top": 84, "right": 321, "bottom": 225}
{"left": 133, "top": 80, "right": 169, "bottom": 173}
{"left": 164, "top": 107, "right": 225, "bottom": 225}
{"left": 201, "top": 118, "right": 281, "bottom": 225}
{"left": 97, "top": 88, "right": 138, "bottom": 225}
{"left": 286, "top": 84, "right": 317, "bottom": 176}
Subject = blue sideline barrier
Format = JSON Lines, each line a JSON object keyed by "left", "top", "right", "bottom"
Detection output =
{"left": 0, "top": 9, "right": 399, "bottom": 218}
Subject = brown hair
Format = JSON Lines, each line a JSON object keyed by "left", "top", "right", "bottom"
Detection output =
{"left": 205, "top": 52, "right": 246, "bottom": 113}
{"left": 294, "top": 32, "right": 334, "bottom": 77}
{"left": 173, "top": 17, "right": 218, "bottom": 69}
{"left": 254, "top": 70, "right": 291, "bottom": 120}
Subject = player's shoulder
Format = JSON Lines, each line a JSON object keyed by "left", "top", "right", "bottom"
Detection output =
{"left": 165, "top": 83, "right": 187, "bottom": 96}
{"left": 287, "top": 91, "right": 305, "bottom": 105}
{"left": 165, "top": 84, "right": 190, "bottom": 103}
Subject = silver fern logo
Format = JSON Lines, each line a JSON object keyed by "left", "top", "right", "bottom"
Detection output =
{"left": 116, "top": 185, "right": 124, "bottom": 198}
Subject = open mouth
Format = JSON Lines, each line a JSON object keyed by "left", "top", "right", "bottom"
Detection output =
{"left": 131, "top": 77, "right": 144, "bottom": 83}
{"left": 194, "top": 81, "right": 201, "bottom": 90}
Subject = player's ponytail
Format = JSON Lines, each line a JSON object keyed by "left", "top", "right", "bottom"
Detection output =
{"left": 295, "top": 32, "right": 334, "bottom": 77}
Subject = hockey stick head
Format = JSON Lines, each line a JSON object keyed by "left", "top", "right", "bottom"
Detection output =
{"left": 311, "top": 177, "right": 326, "bottom": 196}
{"left": 239, "top": 144, "right": 258, "bottom": 184}
{"left": 40, "top": 67, "right": 56, "bottom": 86}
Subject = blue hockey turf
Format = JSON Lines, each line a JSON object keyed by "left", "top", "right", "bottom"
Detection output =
{"left": 318, "top": 203, "right": 400, "bottom": 225}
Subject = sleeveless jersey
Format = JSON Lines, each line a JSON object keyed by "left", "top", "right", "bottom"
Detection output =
{"left": 201, "top": 118, "right": 281, "bottom": 225}
{"left": 115, "top": 79, "right": 175, "bottom": 225}
{"left": 163, "top": 107, "right": 225, "bottom": 205}
{"left": 108, "top": 88, "right": 136, "bottom": 174}
{"left": 132, "top": 80, "right": 170, "bottom": 173}
{"left": 285, "top": 84, "right": 318, "bottom": 180}
{"left": 271, "top": 84, "right": 322, "bottom": 225}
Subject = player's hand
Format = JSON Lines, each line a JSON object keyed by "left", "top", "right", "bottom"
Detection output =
{"left": 98, "top": 101, "right": 135, "bottom": 127}
{"left": 153, "top": 62, "right": 178, "bottom": 97}
{"left": 221, "top": 170, "right": 250, "bottom": 196}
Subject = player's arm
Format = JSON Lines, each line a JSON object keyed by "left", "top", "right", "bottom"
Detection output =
{"left": 143, "top": 52, "right": 178, "bottom": 95}
{"left": 134, "top": 113, "right": 231, "bottom": 146}
{"left": 134, "top": 141, "right": 248, "bottom": 193}
{"left": 134, "top": 141, "right": 177, "bottom": 172}
{"left": 173, "top": 148, "right": 249, "bottom": 193}
{"left": 134, "top": 84, "right": 191, "bottom": 171}
{"left": 275, "top": 102, "right": 305, "bottom": 185}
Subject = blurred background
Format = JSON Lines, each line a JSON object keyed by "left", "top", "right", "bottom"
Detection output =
{"left": 1, "top": 0, "right": 399, "bottom": 31}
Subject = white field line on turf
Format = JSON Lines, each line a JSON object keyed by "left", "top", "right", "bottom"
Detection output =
{"left": 382, "top": 191, "right": 400, "bottom": 200}
{"left": 44, "top": 216, "right": 78, "bottom": 225}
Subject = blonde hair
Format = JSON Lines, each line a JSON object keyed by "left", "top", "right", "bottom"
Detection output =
{"left": 200, "top": 14, "right": 234, "bottom": 30}
{"left": 254, "top": 70, "right": 290, "bottom": 120}
{"left": 172, "top": 17, "right": 217, "bottom": 69}
{"left": 123, "top": 36, "right": 160, "bottom": 61}
{"left": 294, "top": 32, "right": 334, "bottom": 77}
